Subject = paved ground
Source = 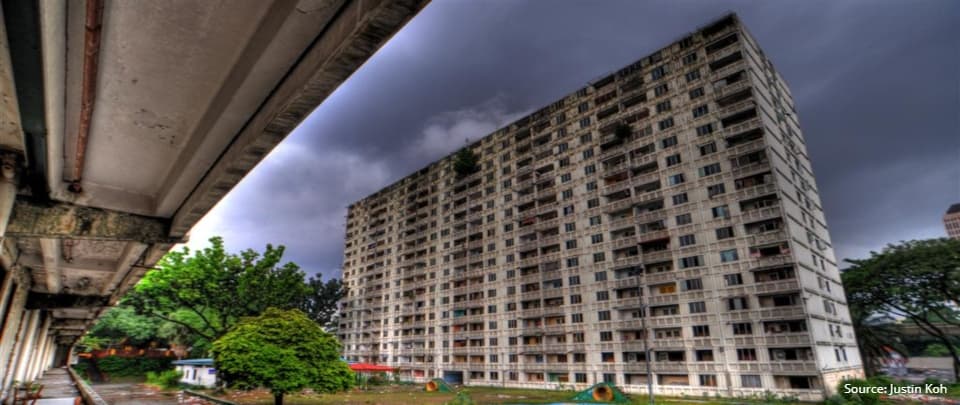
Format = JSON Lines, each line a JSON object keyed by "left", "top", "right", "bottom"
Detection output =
{"left": 91, "top": 383, "right": 178, "bottom": 405}
{"left": 23, "top": 367, "right": 81, "bottom": 404}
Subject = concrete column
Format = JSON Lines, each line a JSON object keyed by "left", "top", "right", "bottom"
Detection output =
{"left": 0, "top": 152, "right": 19, "bottom": 240}
{"left": 12, "top": 310, "right": 41, "bottom": 383}
{"left": 25, "top": 315, "right": 51, "bottom": 380}
{"left": 0, "top": 277, "right": 28, "bottom": 401}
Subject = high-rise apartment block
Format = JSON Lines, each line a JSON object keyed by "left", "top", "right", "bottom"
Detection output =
{"left": 339, "top": 14, "right": 862, "bottom": 400}
{"left": 945, "top": 204, "right": 960, "bottom": 239}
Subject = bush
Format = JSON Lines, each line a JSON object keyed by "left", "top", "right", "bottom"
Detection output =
{"left": 96, "top": 356, "right": 172, "bottom": 377}
{"left": 146, "top": 369, "right": 182, "bottom": 389}
{"left": 838, "top": 379, "right": 881, "bottom": 405}
{"left": 824, "top": 394, "right": 849, "bottom": 405}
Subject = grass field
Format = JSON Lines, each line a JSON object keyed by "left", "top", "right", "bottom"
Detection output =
{"left": 213, "top": 384, "right": 800, "bottom": 405}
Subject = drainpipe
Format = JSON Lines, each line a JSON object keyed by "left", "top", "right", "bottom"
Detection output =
{"left": 69, "top": 0, "right": 104, "bottom": 193}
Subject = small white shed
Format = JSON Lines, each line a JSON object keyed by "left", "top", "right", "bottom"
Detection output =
{"left": 172, "top": 358, "right": 217, "bottom": 388}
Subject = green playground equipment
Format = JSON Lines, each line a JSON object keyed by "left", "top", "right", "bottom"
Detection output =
{"left": 424, "top": 378, "right": 453, "bottom": 392}
{"left": 570, "top": 382, "right": 630, "bottom": 403}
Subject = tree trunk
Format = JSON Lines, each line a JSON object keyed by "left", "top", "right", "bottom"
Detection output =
{"left": 274, "top": 393, "right": 283, "bottom": 405}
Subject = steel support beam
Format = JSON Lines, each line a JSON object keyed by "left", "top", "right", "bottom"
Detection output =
{"left": 6, "top": 198, "right": 178, "bottom": 243}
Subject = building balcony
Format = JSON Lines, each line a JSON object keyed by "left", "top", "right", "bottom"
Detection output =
{"left": 718, "top": 99, "right": 756, "bottom": 117}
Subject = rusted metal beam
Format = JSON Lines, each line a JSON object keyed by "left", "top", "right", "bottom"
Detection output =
{"left": 69, "top": 0, "right": 104, "bottom": 191}
{"left": 5, "top": 198, "right": 180, "bottom": 243}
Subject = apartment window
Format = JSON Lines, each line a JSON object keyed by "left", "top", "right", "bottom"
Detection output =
{"left": 566, "top": 257, "right": 579, "bottom": 268}
{"left": 565, "top": 240, "right": 577, "bottom": 249}
{"left": 559, "top": 157, "right": 570, "bottom": 167}
{"left": 685, "top": 70, "right": 701, "bottom": 83}
{"left": 679, "top": 255, "right": 702, "bottom": 268}
{"left": 661, "top": 136, "right": 678, "bottom": 148}
{"left": 572, "top": 332, "right": 585, "bottom": 342}
{"left": 737, "top": 348, "right": 757, "bottom": 361}
{"left": 654, "top": 83, "right": 669, "bottom": 96}
{"left": 569, "top": 275, "right": 580, "bottom": 285}
{"left": 589, "top": 215, "right": 601, "bottom": 225}
{"left": 692, "top": 104, "right": 709, "bottom": 118}
{"left": 562, "top": 189, "right": 574, "bottom": 199}
{"left": 696, "top": 123, "right": 714, "bottom": 136}
{"left": 679, "top": 234, "right": 696, "bottom": 247}
{"left": 558, "top": 143, "right": 568, "bottom": 153}
{"left": 559, "top": 173, "right": 571, "bottom": 183}
{"left": 599, "top": 331, "right": 614, "bottom": 342}
{"left": 579, "top": 117, "right": 591, "bottom": 128}
{"left": 588, "top": 199, "right": 600, "bottom": 209}
{"left": 699, "top": 163, "right": 721, "bottom": 177}
{"left": 689, "top": 87, "right": 705, "bottom": 99}
{"left": 584, "top": 164, "right": 596, "bottom": 175}
{"left": 675, "top": 213, "right": 692, "bottom": 225}
{"left": 712, "top": 205, "right": 729, "bottom": 218}
{"left": 580, "top": 133, "right": 592, "bottom": 143}
{"left": 583, "top": 149, "right": 594, "bottom": 159}
{"left": 598, "top": 310, "right": 611, "bottom": 321}
{"left": 596, "top": 291, "right": 609, "bottom": 301}
{"left": 656, "top": 100, "right": 672, "bottom": 113}
{"left": 692, "top": 325, "right": 710, "bottom": 337}
{"left": 720, "top": 249, "right": 740, "bottom": 263}
{"left": 689, "top": 301, "right": 706, "bottom": 313}
{"left": 665, "top": 154, "right": 682, "bottom": 167}
{"left": 741, "top": 375, "right": 762, "bottom": 388}
{"left": 682, "top": 53, "right": 697, "bottom": 65}
{"left": 724, "top": 273, "right": 743, "bottom": 285}
{"left": 672, "top": 193, "right": 688, "bottom": 205}
{"left": 699, "top": 142, "right": 717, "bottom": 156}
{"left": 578, "top": 102, "right": 590, "bottom": 113}
{"left": 594, "top": 271, "right": 608, "bottom": 282}
{"left": 593, "top": 252, "right": 606, "bottom": 262}
{"left": 658, "top": 117, "right": 674, "bottom": 131}
{"left": 575, "top": 373, "right": 588, "bottom": 383}
{"left": 667, "top": 173, "right": 685, "bottom": 186}
{"left": 728, "top": 297, "right": 749, "bottom": 311}
{"left": 716, "top": 226, "right": 735, "bottom": 239}
{"left": 570, "top": 294, "right": 582, "bottom": 304}
{"left": 571, "top": 313, "right": 583, "bottom": 323}
{"left": 564, "top": 222, "right": 576, "bottom": 232}
{"left": 684, "top": 278, "right": 703, "bottom": 291}
{"left": 586, "top": 181, "right": 597, "bottom": 191}
{"left": 591, "top": 234, "right": 604, "bottom": 244}
{"left": 707, "top": 183, "right": 726, "bottom": 198}
{"left": 563, "top": 205, "right": 575, "bottom": 215}
{"left": 506, "top": 270, "right": 516, "bottom": 278}
{"left": 651, "top": 65, "right": 666, "bottom": 80}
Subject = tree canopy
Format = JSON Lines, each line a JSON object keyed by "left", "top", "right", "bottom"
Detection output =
{"left": 452, "top": 147, "right": 480, "bottom": 178}
{"left": 124, "top": 237, "right": 346, "bottom": 357}
{"left": 842, "top": 238, "right": 960, "bottom": 379}
{"left": 212, "top": 308, "right": 353, "bottom": 405}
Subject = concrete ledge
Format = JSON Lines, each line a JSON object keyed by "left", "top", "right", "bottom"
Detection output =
{"left": 182, "top": 389, "right": 237, "bottom": 405}
{"left": 66, "top": 367, "right": 107, "bottom": 405}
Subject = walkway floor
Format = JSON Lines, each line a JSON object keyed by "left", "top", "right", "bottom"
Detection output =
{"left": 30, "top": 367, "right": 80, "bottom": 404}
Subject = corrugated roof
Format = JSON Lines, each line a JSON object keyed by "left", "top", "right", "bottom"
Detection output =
{"left": 172, "top": 358, "right": 214, "bottom": 366}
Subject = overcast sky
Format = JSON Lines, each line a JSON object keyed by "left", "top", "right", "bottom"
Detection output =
{"left": 185, "top": 0, "right": 960, "bottom": 280}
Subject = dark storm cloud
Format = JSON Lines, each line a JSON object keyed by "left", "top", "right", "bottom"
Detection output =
{"left": 187, "top": 0, "right": 960, "bottom": 278}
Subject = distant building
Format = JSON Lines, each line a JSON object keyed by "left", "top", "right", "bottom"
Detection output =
{"left": 338, "top": 13, "right": 862, "bottom": 401}
{"left": 172, "top": 358, "right": 217, "bottom": 388}
{"left": 945, "top": 203, "right": 960, "bottom": 239}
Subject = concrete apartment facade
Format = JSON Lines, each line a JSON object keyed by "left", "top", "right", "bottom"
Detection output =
{"left": 945, "top": 204, "right": 960, "bottom": 239}
{"left": 338, "top": 14, "right": 863, "bottom": 400}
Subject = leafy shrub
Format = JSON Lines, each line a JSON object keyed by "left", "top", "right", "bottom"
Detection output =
{"left": 824, "top": 394, "right": 849, "bottom": 405}
{"left": 96, "top": 356, "right": 172, "bottom": 377}
{"left": 146, "top": 369, "right": 182, "bottom": 389}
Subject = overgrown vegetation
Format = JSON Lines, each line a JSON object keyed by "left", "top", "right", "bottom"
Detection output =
{"left": 452, "top": 148, "right": 480, "bottom": 178}
{"left": 212, "top": 308, "right": 354, "bottom": 405}
{"left": 146, "top": 369, "right": 183, "bottom": 389}
{"left": 96, "top": 356, "right": 172, "bottom": 378}
{"left": 614, "top": 122, "right": 632, "bottom": 140}
{"left": 842, "top": 238, "right": 960, "bottom": 379}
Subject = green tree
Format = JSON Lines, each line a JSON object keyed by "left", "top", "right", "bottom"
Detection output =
{"left": 452, "top": 147, "right": 479, "bottom": 178}
{"left": 127, "top": 237, "right": 311, "bottom": 344}
{"left": 86, "top": 305, "right": 163, "bottom": 347}
{"left": 212, "top": 308, "right": 353, "bottom": 405}
{"left": 300, "top": 276, "right": 347, "bottom": 329}
{"left": 843, "top": 238, "right": 960, "bottom": 379}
